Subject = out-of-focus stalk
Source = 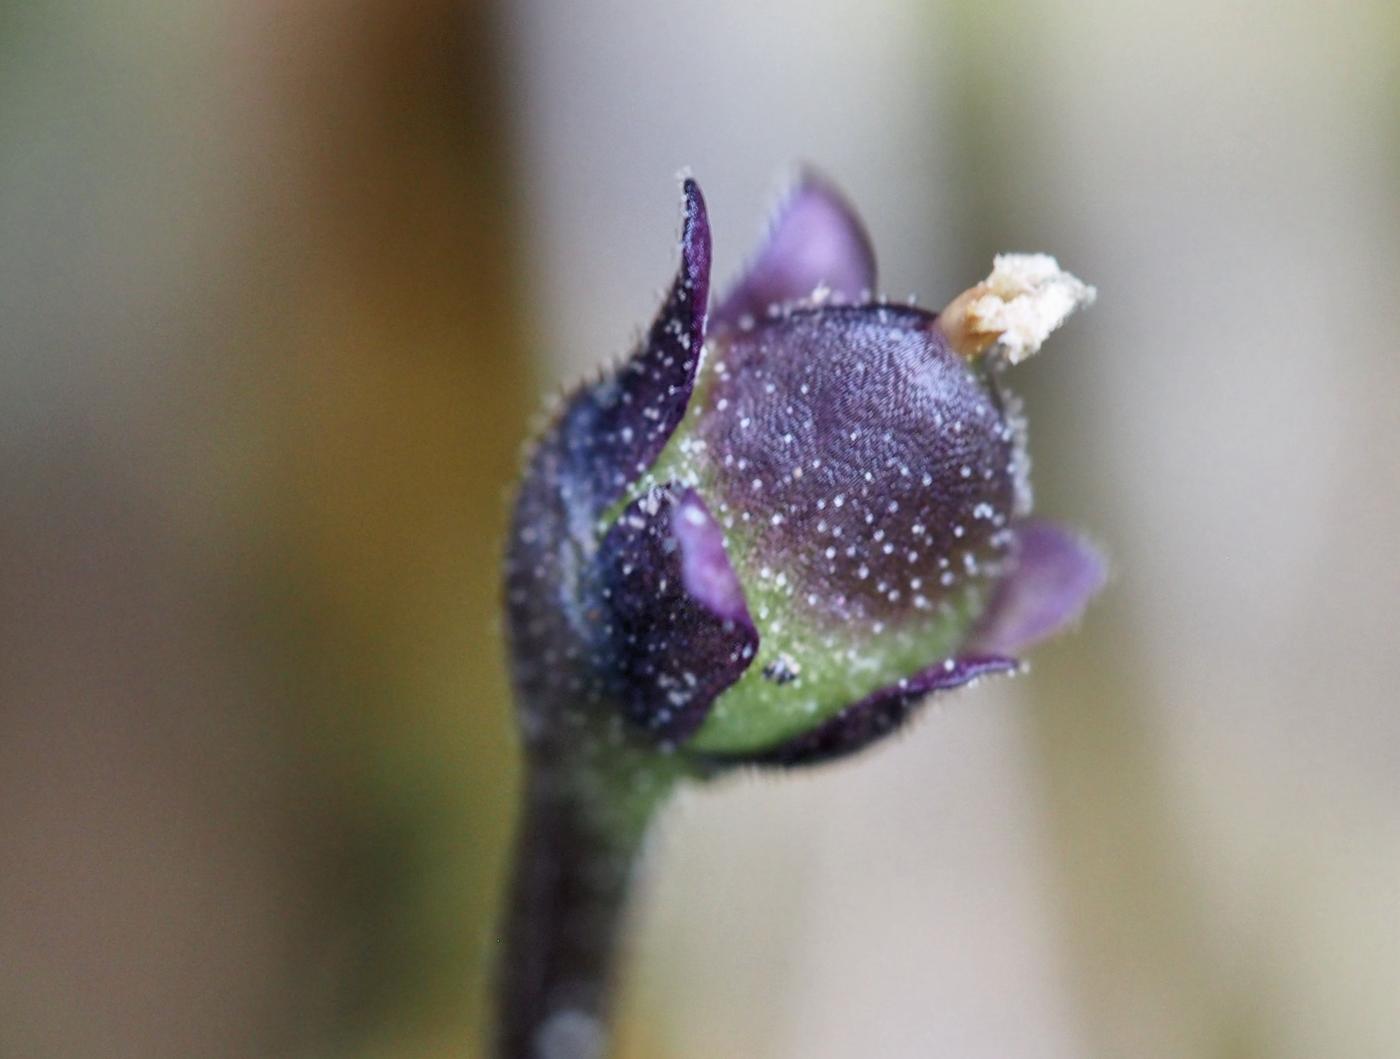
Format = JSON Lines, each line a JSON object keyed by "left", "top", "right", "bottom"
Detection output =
{"left": 495, "top": 750, "right": 676, "bottom": 1058}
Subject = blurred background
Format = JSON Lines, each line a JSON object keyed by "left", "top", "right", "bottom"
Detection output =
{"left": 2, "top": 1, "right": 1397, "bottom": 1056}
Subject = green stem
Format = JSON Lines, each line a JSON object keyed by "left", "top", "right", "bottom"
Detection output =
{"left": 494, "top": 745, "right": 678, "bottom": 1058}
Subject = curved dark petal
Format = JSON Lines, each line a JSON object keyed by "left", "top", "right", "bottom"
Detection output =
{"left": 557, "top": 179, "right": 712, "bottom": 516}
{"left": 595, "top": 485, "right": 758, "bottom": 743}
{"left": 718, "top": 656, "right": 1019, "bottom": 768}
{"left": 967, "top": 520, "right": 1106, "bottom": 655}
{"left": 712, "top": 171, "right": 876, "bottom": 330}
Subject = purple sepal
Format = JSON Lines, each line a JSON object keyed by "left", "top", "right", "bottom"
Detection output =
{"left": 595, "top": 485, "right": 758, "bottom": 742}
{"left": 557, "top": 179, "right": 712, "bottom": 515}
{"left": 967, "top": 520, "right": 1106, "bottom": 655}
{"left": 719, "top": 656, "right": 1019, "bottom": 768}
{"left": 712, "top": 171, "right": 876, "bottom": 330}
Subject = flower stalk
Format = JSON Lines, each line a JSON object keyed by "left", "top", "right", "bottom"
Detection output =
{"left": 495, "top": 743, "right": 676, "bottom": 1059}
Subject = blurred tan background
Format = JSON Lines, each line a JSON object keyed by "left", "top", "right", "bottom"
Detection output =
{"left": 1, "top": 1, "right": 1396, "bottom": 1057}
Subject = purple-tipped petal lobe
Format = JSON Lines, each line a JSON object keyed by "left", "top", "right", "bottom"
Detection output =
{"left": 595, "top": 486, "right": 758, "bottom": 742}
{"left": 558, "top": 179, "right": 712, "bottom": 515}
{"left": 968, "top": 520, "right": 1106, "bottom": 655}
{"left": 713, "top": 172, "right": 876, "bottom": 330}
{"left": 672, "top": 492, "right": 750, "bottom": 626}
{"left": 728, "top": 655, "right": 1019, "bottom": 767}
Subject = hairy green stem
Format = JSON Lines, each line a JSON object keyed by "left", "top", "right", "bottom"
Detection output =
{"left": 494, "top": 746, "right": 678, "bottom": 1058}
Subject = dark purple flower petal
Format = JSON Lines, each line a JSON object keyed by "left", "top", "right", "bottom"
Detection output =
{"left": 557, "top": 179, "right": 712, "bottom": 515}
{"left": 719, "top": 655, "right": 1019, "bottom": 767}
{"left": 967, "top": 520, "right": 1106, "bottom": 655}
{"left": 698, "top": 305, "right": 1018, "bottom": 629}
{"left": 595, "top": 485, "right": 758, "bottom": 742}
{"left": 712, "top": 172, "right": 876, "bottom": 331}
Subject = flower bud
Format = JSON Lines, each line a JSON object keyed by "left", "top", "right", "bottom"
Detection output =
{"left": 505, "top": 175, "right": 1103, "bottom": 768}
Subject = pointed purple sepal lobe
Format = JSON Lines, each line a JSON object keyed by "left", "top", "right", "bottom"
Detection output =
{"left": 558, "top": 179, "right": 712, "bottom": 515}
{"left": 595, "top": 486, "right": 758, "bottom": 742}
{"left": 727, "top": 655, "right": 1019, "bottom": 767}
{"left": 713, "top": 172, "right": 876, "bottom": 330}
{"left": 968, "top": 520, "right": 1106, "bottom": 655}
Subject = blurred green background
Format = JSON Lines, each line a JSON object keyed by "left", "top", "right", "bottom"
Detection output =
{"left": 2, "top": 1, "right": 1396, "bottom": 1057}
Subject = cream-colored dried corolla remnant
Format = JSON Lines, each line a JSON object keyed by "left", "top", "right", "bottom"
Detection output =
{"left": 938, "top": 253, "right": 1096, "bottom": 364}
